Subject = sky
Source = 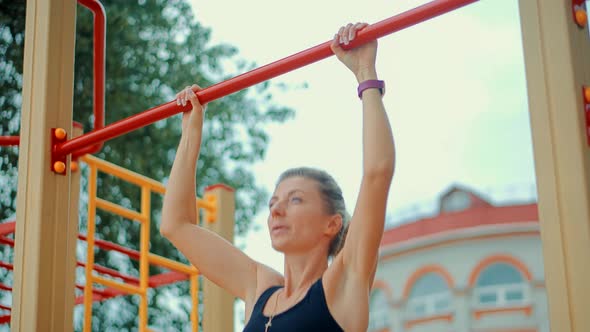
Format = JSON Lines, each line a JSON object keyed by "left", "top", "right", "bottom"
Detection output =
{"left": 188, "top": 0, "right": 536, "bottom": 328}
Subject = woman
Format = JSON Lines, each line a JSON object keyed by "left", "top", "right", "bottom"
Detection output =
{"left": 161, "top": 22, "right": 395, "bottom": 332}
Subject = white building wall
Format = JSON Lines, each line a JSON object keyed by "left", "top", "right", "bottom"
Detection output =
{"left": 371, "top": 232, "right": 549, "bottom": 332}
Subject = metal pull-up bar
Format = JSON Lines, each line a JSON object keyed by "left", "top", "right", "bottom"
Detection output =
{"left": 0, "top": 0, "right": 106, "bottom": 154}
{"left": 54, "top": 0, "right": 478, "bottom": 158}
{"left": 73, "top": 0, "right": 106, "bottom": 158}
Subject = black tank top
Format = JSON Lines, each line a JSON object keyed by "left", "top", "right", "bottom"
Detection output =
{"left": 242, "top": 278, "right": 344, "bottom": 332}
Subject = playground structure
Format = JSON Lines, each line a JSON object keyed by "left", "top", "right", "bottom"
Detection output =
{"left": 0, "top": 0, "right": 589, "bottom": 331}
{"left": 0, "top": 154, "right": 226, "bottom": 331}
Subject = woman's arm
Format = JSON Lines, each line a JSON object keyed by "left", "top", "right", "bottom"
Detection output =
{"left": 331, "top": 24, "right": 396, "bottom": 283}
{"left": 160, "top": 86, "right": 278, "bottom": 301}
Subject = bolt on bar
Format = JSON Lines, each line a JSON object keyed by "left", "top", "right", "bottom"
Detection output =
{"left": 55, "top": 0, "right": 478, "bottom": 157}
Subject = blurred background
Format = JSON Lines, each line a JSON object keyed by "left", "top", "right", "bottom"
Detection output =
{"left": 0, "top": 0, "right": 555, "bottom": 331}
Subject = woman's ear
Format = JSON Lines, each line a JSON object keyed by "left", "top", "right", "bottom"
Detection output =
{"left": 325, "top": 214, "right": 343, "bottom": 236}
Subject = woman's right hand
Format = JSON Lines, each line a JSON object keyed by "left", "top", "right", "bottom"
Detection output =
{"left": 330, "top": 23, "right": 378, "bottom": 82}
{"left": 176, "top": 84, "right": 206, "bottom": 134}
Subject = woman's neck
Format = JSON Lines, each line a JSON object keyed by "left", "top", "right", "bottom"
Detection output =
{"left": 282, "top": 248, "right": 328, "bottom": 297}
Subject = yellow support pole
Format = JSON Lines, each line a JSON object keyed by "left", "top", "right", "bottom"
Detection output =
{"left": 519, "top": 1, "right": 590, "bottom": 331}
{"left": 11, "top": 0, "right": 77, "bottom": 330}
{"left": 64, "top": 126, "right": 84, "bottom": 329}
{"left": 202, "top": 185, "right": 235, "bottom": 332}
{"left": 190, "top": 274, "right": 199, "bottom": 332}
{"left": 139, "top": 186, "right": 151, "bottom": 331}
{"left": 83, "top": 165, "right": 98, "bottom": 332}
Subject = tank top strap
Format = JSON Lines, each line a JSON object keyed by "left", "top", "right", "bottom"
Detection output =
{"left": 252, "top": 285, "right": 282, "bottom": 314}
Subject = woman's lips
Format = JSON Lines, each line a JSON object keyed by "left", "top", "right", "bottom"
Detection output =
{"left": 271, "top": 225, "right": 288, "bottom": 234}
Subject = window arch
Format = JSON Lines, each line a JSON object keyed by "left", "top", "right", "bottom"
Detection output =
{"left": 471, "top": 256, "right": 531, "bottom": 308}
{"left": 404, "top": 266, "right": 454, "bottom": 318}
{"left": 368, "top": 289, "right": 391, "bottom": 331}
{"left": 410, "top": 273, "right": 449, "bottom": 297}
{"left": 468, "top": 254, "right": 532, "bottom": 286}
{"left": 477, "top": 263, "right": 524, "bottom": 287}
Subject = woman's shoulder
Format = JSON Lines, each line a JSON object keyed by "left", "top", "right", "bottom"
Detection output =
{"left": 322, "top": 253, "right": 372, "bottom": 332}
{"left": 252, "top": 262, "right": 284, "bottom": 300}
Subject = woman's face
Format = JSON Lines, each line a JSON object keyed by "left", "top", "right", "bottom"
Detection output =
{"left": 267, "top": 176, "right": 336, "bottom": 255}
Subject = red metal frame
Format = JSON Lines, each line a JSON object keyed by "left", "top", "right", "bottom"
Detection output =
{"left": 72, "top": 0, "right": 106, "bottom": 158}
{"left": 0, "top": 0, "right": 106, "bottom": 158}
{"left": 53, "top": 0, "right": 478, "bottom": 157}
{"left": 0, "top": 220, "right": 195, "bottom": 315}
{"left": 0, "top": 136, "right": 19, "bottom": 146}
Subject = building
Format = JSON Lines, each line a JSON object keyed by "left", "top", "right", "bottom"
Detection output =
{"left": 369, "top": 185, "right": 548, "bottom": 332}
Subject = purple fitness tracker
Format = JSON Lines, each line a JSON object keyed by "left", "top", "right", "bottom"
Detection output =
{"left": 357, "top": 80, "right": 385, "bottom": 99}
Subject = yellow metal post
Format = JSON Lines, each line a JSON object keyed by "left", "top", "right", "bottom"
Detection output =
{"left": 11, "top": 0, "right": 77, "bottom": 330}
{"left": 64, "top": 126, "right": 84, "bottom": 329}
{"left": 202, "top": 185, "right": 235, "bottom": 332}
{"left": 519, "top": 1, "right": 590, "bottom": 331}
{"left": 83, "top": 165, "right": 98, "bottom": 332}
{"left": 191, "top": 275, "right": 199, "bottom": 332}
{"left": 140, "top": 186, "right": 151, "bottom": 331}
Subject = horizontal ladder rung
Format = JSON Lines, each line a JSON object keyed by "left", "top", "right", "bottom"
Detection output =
{"left": 96, "top": 198, "right": 146, "bottom": 223}
{"left": 148, "top": 253, "right": 198, "bottom": 275}
{"left": 92, "top": 275, "right": 144, "bottom": 295}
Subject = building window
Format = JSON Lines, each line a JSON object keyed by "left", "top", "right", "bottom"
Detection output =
{"left": 406, "top": 273, "right": 452, "bottom": 318}
{"left": 441, "top": 190, "right": 471, "bottom": 213}
{"left": 474, "top": 263, "right": 529, "bottom": 307}
{"left": 368, "top": 289, "right": 390, "bottom": 331}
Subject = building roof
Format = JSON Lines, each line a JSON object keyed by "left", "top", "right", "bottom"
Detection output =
{"left": 381, "top": 185, "right": 538, "bottom": 248}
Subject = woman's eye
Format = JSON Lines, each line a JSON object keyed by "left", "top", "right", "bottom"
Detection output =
{"left": 290, "top": 197, "right": 302, "bottom": 203}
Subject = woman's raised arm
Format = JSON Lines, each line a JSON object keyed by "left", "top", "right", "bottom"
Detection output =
{"left": 160, "top": 85, "right": 280, "bottom": 302}
{"left": 331, "top": 24, "right": 396, "bottom": 284}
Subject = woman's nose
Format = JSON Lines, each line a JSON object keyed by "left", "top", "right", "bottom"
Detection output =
{"left": 270, "top": 201, "right": 285, "bottom": 217}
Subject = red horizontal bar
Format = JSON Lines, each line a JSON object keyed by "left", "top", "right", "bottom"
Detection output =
{"left": 78, "top": 234, "right": 193, "bottom": 273}
{"left": 55, "top": 0, "right": 477, "bottom": 156}
{"left": 148, "top": 271, "right": 189, "bottom": 287}
{"left": 0, "top": 283, "right": 12, "bottom": 292}
{"left": 74, "top": 284, "right": 122, "bottom": 305}
{"left": 74, "top": 283, "right": 116, "bottom": 297}
{"left": 0, "top": 315, "right": 10, "bottom": 324}
{"left": 0, "top": 304, "right": 10, "bottom": 311}
{"left": 0, "top": 136, "right": 19, "bottom": 146}
{"left": 0, "top": 261, "right": 13, "bottom": 271}
{"left": 0, "top": 236, "right": 14, "bottom": 247}
{"left": 0, "top": 221, "right": 15, "bottom": 236}
{"left": 78, "top": 234, "right": 140, "bottom": 260}
{"left": 77, "top": 261, "right": 140, "bottom": 285}
{"left": 72, "top": 272, "right": 190, "bottom": 305}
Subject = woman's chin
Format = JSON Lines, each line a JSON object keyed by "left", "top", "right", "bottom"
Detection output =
{"left": 270, "top": 240, "right": 287, "bottom": 253}
{"left": 270, "top": 237, "right": 297, "bottom": 254}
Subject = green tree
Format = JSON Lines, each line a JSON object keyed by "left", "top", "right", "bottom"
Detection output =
{"left": 0, "top": 0, "right": 294, "bottom": 330}
{"left": 0, "top": 0, "right": 23, "bottom": 222}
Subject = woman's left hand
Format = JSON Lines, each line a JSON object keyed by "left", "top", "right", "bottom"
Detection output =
{"left": 330, "top": 22, "right": 378, "bottom": 82}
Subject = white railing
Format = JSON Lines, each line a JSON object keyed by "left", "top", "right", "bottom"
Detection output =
{"left": 368, "top": 313, "right": 390, "bottom": 331}
{"left": 473, "top": 283, "right": 530, "bottom": 308}
{"left": 406, "top": 291, "right": 453, "bottom": 319}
